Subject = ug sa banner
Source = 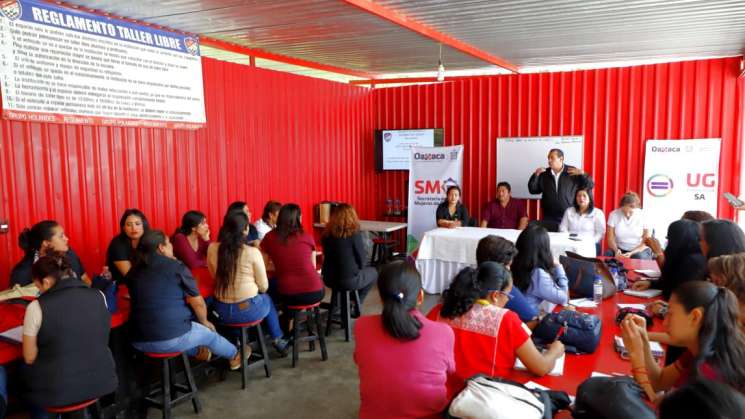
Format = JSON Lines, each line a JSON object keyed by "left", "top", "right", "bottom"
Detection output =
{"left": 406, "top": 145, "right": 464, "bottom": 254}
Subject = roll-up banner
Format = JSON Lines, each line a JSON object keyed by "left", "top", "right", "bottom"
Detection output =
{"left": 407, "top": 145, "right": 464, "bottom": 254}
{"left": 642, "top": 139, "right": 721, "bottom": 241}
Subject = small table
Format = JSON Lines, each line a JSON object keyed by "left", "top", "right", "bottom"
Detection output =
{"left": 504, "top": 258, "right": 661, "bottom": 418}
{"left": 416, "top": 227, "right": 596, "bottom": 294}
{"left": 313, "top": 220, "right": 407, "bottom": 235}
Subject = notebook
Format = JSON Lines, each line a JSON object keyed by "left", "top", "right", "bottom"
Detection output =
{"left": 614, "top": 336, "right": 665, "bottom": 358}
{"left": 569, "top": 298, "right": 598, "bottom": 308}
{"left": 515, "top": 353, "right": 565, "bottom": 376}
{"left": 623, "top": 289, "right": 662, "bottom": 298}
{"left": 634, "top": 269, "right": 661, "bottom": 278}
{"left": 0, "top": 325, "right": 23, "bottom": 344}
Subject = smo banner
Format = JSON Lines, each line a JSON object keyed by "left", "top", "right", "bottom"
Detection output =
{"left": 642, "top": 139, "right": 721, "bottom": 241}
{"left": 0, "top": 0, "right": 206, "bottom": 129}
{"left": 406, "top": 145, "right": 464, "bottom": 253}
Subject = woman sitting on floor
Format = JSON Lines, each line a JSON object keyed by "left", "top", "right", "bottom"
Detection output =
{"left": 354, "top": 261, "right": 456, "bottom": 419}
{"left": 621, "top": 281, "right": 745, "bottom": 402}
{"left": 428, "top": 262, "right": 564, "bottom": 391}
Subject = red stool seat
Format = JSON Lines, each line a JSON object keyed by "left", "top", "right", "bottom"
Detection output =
{"left": 47, "top": 398, "right": 98, "bottom": 413}
{"left": 287, "top": 302, "right": 322, "bottom": 310}
{"left": 372, "top": 238, "right": 396, "bottom": 244}
{"left": 221, "top": 319, "right": 263, "bottom": 328}
{"left": 144, "top": 351, "right": 182, "bottom": 359}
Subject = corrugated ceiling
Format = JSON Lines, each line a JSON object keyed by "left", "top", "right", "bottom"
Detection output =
{"left": 65, "top": 0, "right": 745, "bottom": 81}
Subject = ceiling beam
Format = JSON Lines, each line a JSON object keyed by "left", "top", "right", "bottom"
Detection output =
{"left": 199, "top": 38, "right": 377, "bottom": 79}
{"left": 44, "top": 0, "right": 377, "bottom": 80}
{"left": 341, "top": 0, "right": 519, "bottom": 74}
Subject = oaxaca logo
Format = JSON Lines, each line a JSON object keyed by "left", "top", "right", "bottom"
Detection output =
{"left": 383, "top": 132, "right": 392, "bottom": 142}
{"left": 0, "top": 0, "right": 21, "bottom": 20}
{"left": 413, "top": 152, "right": 445, "bottom": 161}
{"left": 184, "top": 37, "right": 200, "bottom": 56}
{"left": 646, "top": 174, "right": 674, "bottom": 197}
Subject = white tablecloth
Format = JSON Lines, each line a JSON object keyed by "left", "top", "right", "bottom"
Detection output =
{"left": 415, "top": 227, "right": 596, "bottom": 294}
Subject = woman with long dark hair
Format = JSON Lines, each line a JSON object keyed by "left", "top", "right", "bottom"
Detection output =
{"left": 260, "top": 203, "right": 324, "bottom": 306}
{"left": 128, "top": 230, "right": 243, "bottom": 369}
{"left": 559, "top": 187, "right": 605, "bottom": 255}
{"left": 659, "top": 379, "right": 745, "bottom": 419}
{"left": 321, "top": 203, "right": 377, "bottom": 306}
{"left": 106, "top": 208, "right": 150, "bottom": 285}
{"left": 207, "top": 212, "right": 288, "bottom": 355}
{"left": 354, "top": 261, "right": 455, "bottom": 419}
{"left": 436, "top": 185, "right": 470, "bottom": 228}
{"left": 699, "top": 219, "right": 745, "bottom": 259}
{"left": 621, "top": 281, "right": 745, "bottom": 401}
{"left": 21, "top": 252, "right": 116, "bottom": 414}
{"left": 225, "top": 201, "right": 259, "bottom": 245}
{"left": 511, "top": 225, "right": 569, "bottom": 313}
{"left": 428, "top": 262, "right": 564, "bottom": 390}
{"left": 172, "top": 210, "right": 211, "bottom": 269}
{"left": 10, "top": 220, "right": 89, "bottom": 287}
{"left": 632, "top": 219, "right": 706, "bottom": 299}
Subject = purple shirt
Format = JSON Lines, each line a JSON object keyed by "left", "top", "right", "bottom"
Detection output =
{"left": 354, "top": 311, "right": 456, "bottom": 419}
{"left": 482, "top": 199, "right": 527, "bottom": 229}
{"left": 172, "top": 233, "right": 210, "bottom": 269}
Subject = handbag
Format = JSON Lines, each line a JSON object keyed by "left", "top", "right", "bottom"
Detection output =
{"left": 532, "top": 309, "right": 602, "bottom": 354}
{"left": 560, "top": 251, "right": 617, "bottom": 299}
{"left": 574, "top": 376, "right": 655, "bottom": 419}
{"left": 448, "top": 375, "right": 555, "bottom": 419}
{"left": 91, "top": 275, "right": 118, "bottom": 314}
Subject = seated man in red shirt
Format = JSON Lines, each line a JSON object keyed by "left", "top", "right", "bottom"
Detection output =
{"left": 480, "top": 182, "right": 528, "bottom": 230}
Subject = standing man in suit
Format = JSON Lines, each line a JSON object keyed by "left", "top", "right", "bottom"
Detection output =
{"left": 528, "top": 148, "right": 594, "bottom": 232}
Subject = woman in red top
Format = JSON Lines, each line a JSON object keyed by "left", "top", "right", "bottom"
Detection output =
{"left": 621, "top": 281, "right": 745, "bottom": 402}
{"left": 260, "top": 203, "right": 324, "bottom": 306}
{"left": 172, "top": 210, "right": 211, "bottom": 269}
{"left": 428, "top": 262, "right": 564, "bottom": 391}
{"left": 354, "top": 261, "right": 456, "bottom": 419}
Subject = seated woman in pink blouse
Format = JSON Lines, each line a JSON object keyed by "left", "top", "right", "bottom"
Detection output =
{"left": 172, "top": 210, "right": 211, "bottom": 269}
{"left": 354, "top": 261, "right": 456, "bottom": 419}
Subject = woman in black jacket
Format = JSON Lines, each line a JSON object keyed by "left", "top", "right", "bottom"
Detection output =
{"left": 321, "top": 204, "right": 377, "bottom": 307}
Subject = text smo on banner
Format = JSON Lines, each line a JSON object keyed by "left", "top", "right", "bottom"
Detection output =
{"left": 29, "top": 6, "right": 185, "bottom": 51}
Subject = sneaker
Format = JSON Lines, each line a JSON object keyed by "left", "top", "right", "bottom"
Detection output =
{"left": 194, "top": 346, "right": 212, "bottom": 362}
{"left": 273, "top": 338, "right": 290, "bottom": 357}
{"left": 229, "top": 345, "right": 252, "bottom": 370}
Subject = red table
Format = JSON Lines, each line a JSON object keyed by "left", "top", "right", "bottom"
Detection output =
{"left": 504, "top": 258, "right": 663, "bottom": 417}
{"left": 0, "top": 287, "right": 131, "bottom": 365}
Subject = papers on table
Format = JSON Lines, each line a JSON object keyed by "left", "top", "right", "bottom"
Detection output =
{"left": 617, "top": 303, "right": 647, "bottom": 310}
{"left": 568, "top": 298, "right": 598, "bottom": 308}
{"left": 614, "top": 336, "right": 665, "bottom": 358}
{"left": 515, "top": 353, "right": 565, "bottom": 376}
{"left": 0, "top": 325, "right": 23, "bottom": 344}
{"left": 623, "top": 289, "right": 662, "bottom": 299}
{"left": 634, "top": 269, "right": 661, "bottom": 278}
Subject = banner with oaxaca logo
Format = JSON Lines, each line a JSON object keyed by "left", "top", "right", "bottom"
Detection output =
{"left": 642, "top": 139, "right": 721, "bottom": 241}
{"left": 407, "top": 145, "right": 464, "bottom": 254}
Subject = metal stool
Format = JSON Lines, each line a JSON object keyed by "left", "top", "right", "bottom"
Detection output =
{"left": 287, "top": 302, "right": 328, "bottom": 367}
{"left": 370, "top": 237, "right": 397, "bottom": 265}
{"left": 325, "top": 289, "right": 361, "bottom": 342}
{"left": 219, "top": 319, "right": 271, "bottom": 389}
{"left": 142, "top": 351, "right": 201, "bottom": 419}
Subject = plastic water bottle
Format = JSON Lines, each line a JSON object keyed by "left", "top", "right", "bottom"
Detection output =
{"left": 593, "top": 274, "right": 604, "bottom": 304}
{"left": 385, "top": 198, "right": 393, "bottom": 215}
{"left": 610, "top": 267, "right": 619, "bottom": 287}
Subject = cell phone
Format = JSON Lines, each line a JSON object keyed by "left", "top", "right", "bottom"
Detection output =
{"left": 724, "top": 192, "right": 745, "bottom": 208}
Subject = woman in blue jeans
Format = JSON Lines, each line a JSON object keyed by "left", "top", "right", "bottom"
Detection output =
{"left": 127, "top": 230, "right": 242, "bottom": 369}
{"left": 208, "top": 211, "right": 289, "bottom": 355}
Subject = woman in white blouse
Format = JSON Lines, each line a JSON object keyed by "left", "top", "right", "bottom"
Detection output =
{"left": 559, "top": 187, "right": 606, "bottom": 255}
{"left": 605, "top": 191, "right": 653, "bottom": 259}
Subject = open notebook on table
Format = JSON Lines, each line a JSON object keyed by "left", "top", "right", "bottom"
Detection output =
{"left": 515, "top": 353, "right": 565, "bottom": 376}
{"left": 0, "top": 325, "right": 23, "bottom": 344}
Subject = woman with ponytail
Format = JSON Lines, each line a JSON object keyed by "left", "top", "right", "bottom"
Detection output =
{"left": 621, "top": 281, "right": 745, "bottom": 401}
{"left": 21, "top": 252, "right": 116, "bottom": 414}
{"left": 172, "top": 210, "right": 211, "bottom": 269}
{"left": 10, "top": 220, "right": 88, "bottom": 287}
{"left": 354, "top": 261, "right": 455, "bottom": 419}
{"left": 429, "top": 262, "right": 564, "bottom": 389}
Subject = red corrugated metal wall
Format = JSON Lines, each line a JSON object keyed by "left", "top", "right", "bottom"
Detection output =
{"left": 0, "top": 57, "right": 377, "bottom": 287}
{"left": 373, "top": 57, "right": 745, "bottom": 230}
